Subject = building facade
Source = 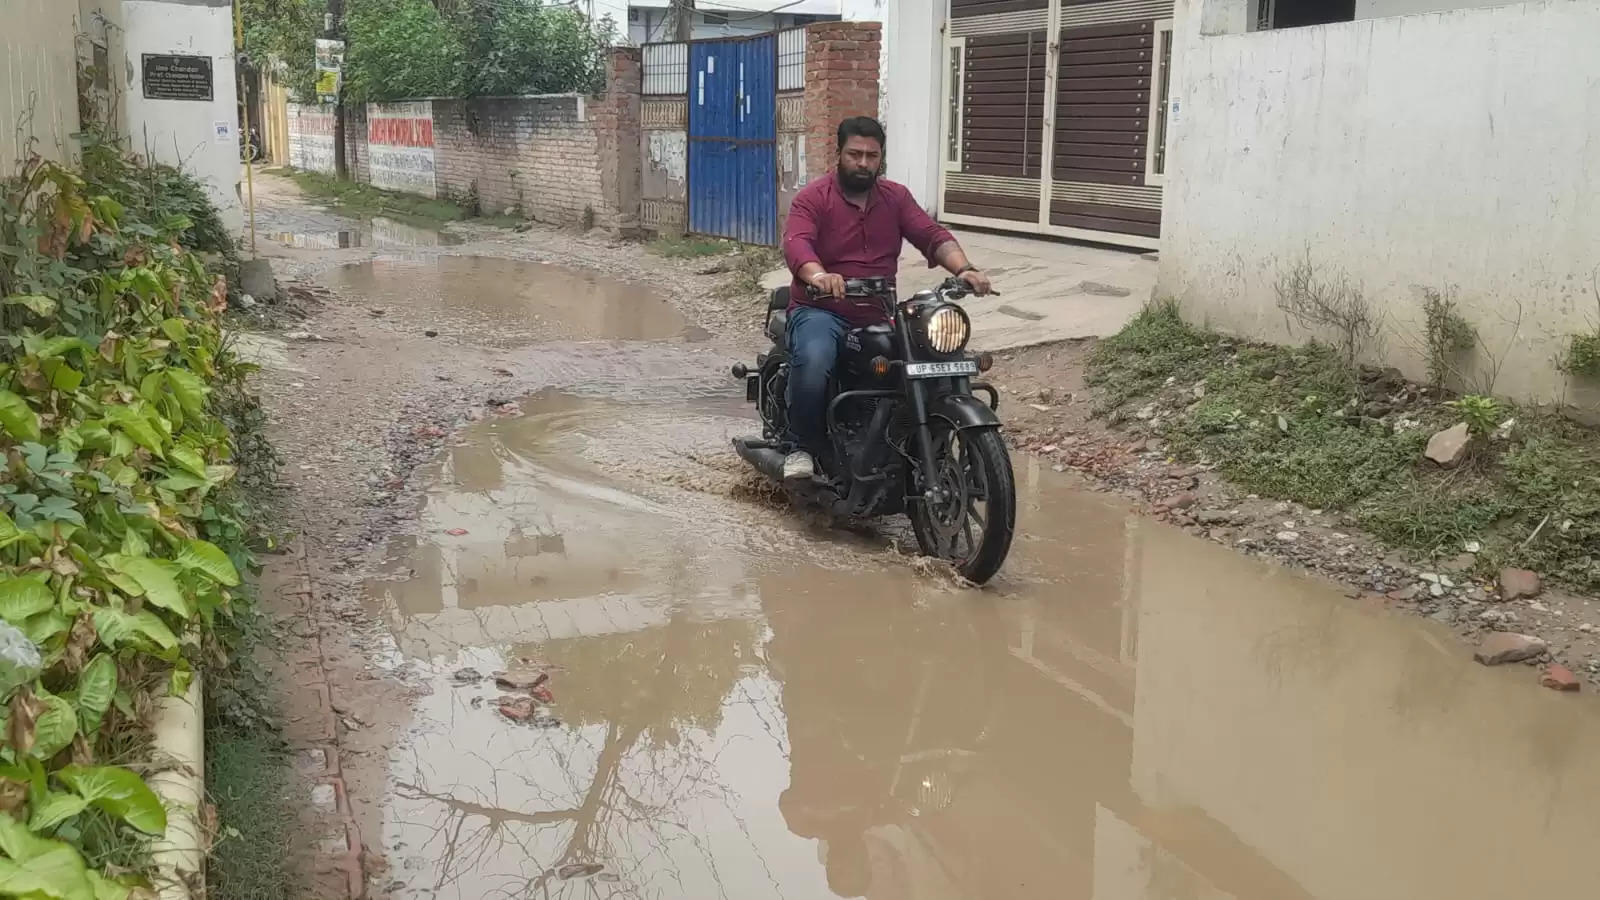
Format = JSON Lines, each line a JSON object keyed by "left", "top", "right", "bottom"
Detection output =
{"left": 1159, "top": 0, "right": 1600, "bottom": 406}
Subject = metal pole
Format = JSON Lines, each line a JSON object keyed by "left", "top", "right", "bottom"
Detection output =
{"left": 235, "top": 0, "right": 257, "bottom": 257}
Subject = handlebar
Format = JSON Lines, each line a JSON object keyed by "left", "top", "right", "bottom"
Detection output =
{"left": 803, "top": 275, "right": 1000, "bottom": 302}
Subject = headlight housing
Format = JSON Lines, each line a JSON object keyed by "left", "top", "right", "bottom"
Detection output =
{"left": 921, "top": 303, "right": 972, "bottom": 356}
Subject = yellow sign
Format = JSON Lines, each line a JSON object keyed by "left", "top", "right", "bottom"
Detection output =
{"left": 315, "top": 70, "right": 339, "bottom": 99}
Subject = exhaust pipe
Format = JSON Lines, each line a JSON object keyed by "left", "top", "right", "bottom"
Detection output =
{"left": 733, "top": 437, "right": 787, "bottom": 481}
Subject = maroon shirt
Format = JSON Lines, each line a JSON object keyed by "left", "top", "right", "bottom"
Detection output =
{"left": 783, "top": 173, "right": 956, "bottom": 326}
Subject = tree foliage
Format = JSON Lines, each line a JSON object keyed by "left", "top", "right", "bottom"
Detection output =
{"left": 241, "top": 0, "right": 327, "bottom": 101}
{"left": 246, "top": 0, "right": 615, "bottom": 103}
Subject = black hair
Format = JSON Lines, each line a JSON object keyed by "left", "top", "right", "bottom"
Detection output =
{"left": 836, "top": 116, "right": 886, "bottom": 152}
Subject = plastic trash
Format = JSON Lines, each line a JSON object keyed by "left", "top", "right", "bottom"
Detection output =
{"left": 0, "top": 621, "right": 42, "bottom": 699}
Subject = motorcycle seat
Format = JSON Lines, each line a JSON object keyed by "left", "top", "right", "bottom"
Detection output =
{"left": 766, "top": 309, "right": 789, "bottom": 345}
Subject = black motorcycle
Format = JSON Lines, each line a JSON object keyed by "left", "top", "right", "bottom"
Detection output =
{"left": 731, "top": 276, "right": 1016, "bottom": 584}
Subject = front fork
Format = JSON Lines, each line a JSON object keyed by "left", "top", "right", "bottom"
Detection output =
{"left": 896, "top": 315, "right": 948, "bottom": 505}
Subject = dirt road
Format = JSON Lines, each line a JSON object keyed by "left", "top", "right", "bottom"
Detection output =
{"left": 244, "top": 173, "right": 1600, "bottom": 899}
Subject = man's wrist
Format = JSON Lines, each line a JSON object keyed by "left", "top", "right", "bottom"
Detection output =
{"left": 956, "top": 264, "right": 980, "bottom": 275}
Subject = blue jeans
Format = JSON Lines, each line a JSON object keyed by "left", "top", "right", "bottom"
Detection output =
{"left": 784, "top": 304, "right": 850, "bottom": 454}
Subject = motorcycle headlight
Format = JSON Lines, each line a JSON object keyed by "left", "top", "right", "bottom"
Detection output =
{"left": 922, "top": 304, "right": 971, "bottom": 355}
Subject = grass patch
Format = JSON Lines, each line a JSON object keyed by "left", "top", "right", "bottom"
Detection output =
{"left": 647, "top": 236, "right": 733, "bottom": 259}
{"left": 718, "top": 244, "right": 782, "bottom": 299}
{"left": 284, "top": 168, "right": 473, "bottom": 224}
{"left": 1089, "top": 302, "right": 1600, "bottom": 590}
{"left": 205, "top": 724, "right": 300, "bottom": 900}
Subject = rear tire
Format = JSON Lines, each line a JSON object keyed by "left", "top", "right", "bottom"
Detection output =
{"left": 909, "top": 426, "right": 1015, "bottom": 584}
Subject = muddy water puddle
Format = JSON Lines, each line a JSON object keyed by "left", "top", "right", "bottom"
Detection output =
{"left": 365, "top": 393, "right": 1600, "bottom": 899}
{"left": 269, "top": 216, "right": 461, "bottom": 249}
{"left": 319, "top": 256, "right": 698, "bottom": 345}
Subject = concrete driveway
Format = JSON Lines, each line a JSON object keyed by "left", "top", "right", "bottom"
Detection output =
{"left": 764, "top": 227, "right": 1156, "bottom": 352}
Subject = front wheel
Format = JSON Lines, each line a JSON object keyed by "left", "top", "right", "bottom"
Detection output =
{"left": 909, "top": 425, "right": 1016, "bottom": 584}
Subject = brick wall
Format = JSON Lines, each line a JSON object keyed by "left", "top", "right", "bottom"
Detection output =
{"left": 431, "top": 96, "right": 606, "bottom": 225}
{"left": 803, "top": 22, "right": 882, "bottom": 183}
{"left": 283, "top": 50, "right": 642, "bottom": 233}
{"left": 591, "top": 49, "right": 642, "bottom": 235}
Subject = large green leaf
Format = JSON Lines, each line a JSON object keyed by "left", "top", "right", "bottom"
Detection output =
{"left": 28, "top": 791, "right": 89, "bottom": 832}
{"left": 3, "top": 294, "right": 57, "bottom": 317}
{"left": 44, "top": 360, "right": 83, "bottom": 394}
{"left": 0, "top": 577, "right": 56, "bottom": 623}
{"left": 163, "top": 369, "right": 208, "bottom": 418}
{"left": 175, "top": 540, "right": 239, "bottom": 587}
{"left": 20, "top": 608, "right": 72, "bottom": 646}
{"left": 88, "top": 870, "right": 132, "bottom": 900}
{"left": 159, "top": 318, "right": 189, "bottom": 343}
{"left": 91, "top": 608, "right": 178, "bottom": 652}
{"left": 31, "top": 691, "right": 78, "bottom": 760}
{"left": 58, "top": 766, "right": 167, "bottom": 836}
{"left": 75, "top": 655, "right": 116, "bottom": 735}
{"left": 102, "top": 407, "right": 164, "bottom": 459}
{"left": 0, "top": 391, "right": 42, "bottom": 443}
{"left": 115, "top": 558, "right": 190, "bottom": 618}
{"left": 167, "top": 447, "right": 207, "bottom": 479}
{"left": 0, "top": 510, "right": 22, "bottom": 549}
{"left": 0, "top": 814, "right": 94, "bottom": 900}
{"left": 25, "top": 337, "right": 87, "bottom": 360}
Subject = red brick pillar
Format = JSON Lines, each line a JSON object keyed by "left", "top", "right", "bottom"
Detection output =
{"left": 803, "top": 22, "right": 882, "bottom": 184}
{"left": 593, "top": 47, "right": 642, "bottom": 235}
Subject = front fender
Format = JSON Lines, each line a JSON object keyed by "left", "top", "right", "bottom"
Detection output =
{"left": 929, "top": 392, "right": 1002, "bottom": 432}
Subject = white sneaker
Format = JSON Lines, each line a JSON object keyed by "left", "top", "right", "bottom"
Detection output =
{"left": 782, "top": 450, "right": 815, "bottom": 482}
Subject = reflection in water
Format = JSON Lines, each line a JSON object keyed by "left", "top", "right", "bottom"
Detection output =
{"left": 318, "top": 255, "right": 693, "bottom": 345}
{"left": 269, "top": 216, "right": 460, "bottom": 249}
{"left": 369, "top": 396, "right": 1600, "bottom": 899}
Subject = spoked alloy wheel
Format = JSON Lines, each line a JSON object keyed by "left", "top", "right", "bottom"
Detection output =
{"left": 909, "top": 424, "right": 1016, "bottom": 584}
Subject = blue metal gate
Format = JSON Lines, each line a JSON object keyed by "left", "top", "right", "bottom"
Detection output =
{"left": 688, "top": 36, "right": 778, "bottom": 246}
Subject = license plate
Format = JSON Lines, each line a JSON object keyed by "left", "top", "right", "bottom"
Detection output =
{"left": 904, "top": 360, "right": 979, "bottom": 378}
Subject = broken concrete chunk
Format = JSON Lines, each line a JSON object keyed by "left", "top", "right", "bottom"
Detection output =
{"left": 495, "top": 669, "right": 550, "bottom": 691}
{"left": 1424, "top": 422, "right": 1471, "bottom": 467}
{"left": 497, "top": 695, "right": 537, "bottom": 722}
{"left": 1498, "top": 567, "right": 1542, "bottom": 600}
{"left": 1540, "top": 664, "right": 1580, "bottom": 692}
{"left": 1473, "top": 632, "right": 1547, "bottom": 666}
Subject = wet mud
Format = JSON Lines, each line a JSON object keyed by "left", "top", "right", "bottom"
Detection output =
{"left": 249, "top": 172, "right": 1597, "bottom": 899}
{"left": 363, "top": 391, "right": 1600, "bottom": 899}
{"left": 317, "top": 256, "right": 701, "bottom": 346}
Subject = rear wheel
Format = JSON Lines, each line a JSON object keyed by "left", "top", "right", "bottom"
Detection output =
{"left": 909, "top": 425, "right": 1015, "bottom": 584}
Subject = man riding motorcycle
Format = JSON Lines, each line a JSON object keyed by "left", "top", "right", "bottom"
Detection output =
{"left": 779, "top": 116, "right": 992, "bottom": 482}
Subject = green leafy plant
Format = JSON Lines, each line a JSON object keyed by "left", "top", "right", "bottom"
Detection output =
{"left": 0, "top": 142, "right": 272, "bottom": 893}
{"left": 341, "top": 0, "right": 613, "bottom": 103}
{"left": 1447, "top": 394, "right": 1503, "bottom": 437}
{"left": 1565, "top": 333, "right": 1600, "bottom": 380}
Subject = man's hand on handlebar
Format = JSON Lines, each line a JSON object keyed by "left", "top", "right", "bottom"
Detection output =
{"left": 808, "top": 271, "right": 847, "bottom": 300}
{"left": 957, "top": 268, "right": 993, "bottom": 297}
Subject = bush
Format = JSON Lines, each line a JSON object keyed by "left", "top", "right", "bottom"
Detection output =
{"left": 0, "top": 144, "right": 270, "bottom": 894}
{"left": 340, "top": 0, "right": 614, "bottom": 103}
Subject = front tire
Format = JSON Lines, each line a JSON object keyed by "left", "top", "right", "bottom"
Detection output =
{"left": 909, "top": 425, "right": 1016, "bottom": 584}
